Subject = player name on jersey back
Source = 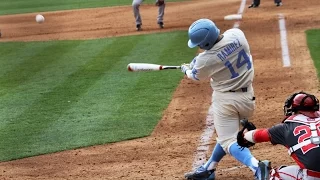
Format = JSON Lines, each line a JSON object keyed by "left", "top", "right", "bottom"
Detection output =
{"left": 217, "top": 39, "right": 242, "bottom": 61}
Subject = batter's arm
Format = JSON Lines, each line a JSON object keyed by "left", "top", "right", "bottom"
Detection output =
{"left": 182, "top": 56, "right": 202, "bottom": 81}
{"left": 184, "top": 69, "right": 198, "bottom": 81}
{"left": 184, "top": 65, "right": 210, "bottom": 81}
{"left": 189, "top": 56, "right": 197, "bottom": 69}
{"left": 182, "top": 53, "right": 213, "bottom": 81}
{"left": 183, "top": 56, "right": 198, "bottom": 80}
{"left": 187, "top": 55, "right": 212, "bottom": 81}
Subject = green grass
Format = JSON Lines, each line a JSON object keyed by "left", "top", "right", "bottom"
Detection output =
{"left": 0, "top": 31, "right": 197, "bottom": 161}
{"left": 306, "top": 29, "right": 320, "bottom": 78}
{"left": 0, "top": 0, "right": 186, "bottom": 15}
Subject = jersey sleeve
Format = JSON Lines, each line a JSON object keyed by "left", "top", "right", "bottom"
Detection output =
{"left": 191, "top": 52, "right": 213, "bottom": 80}
{"left": 267, "top": 124, "right": 287, "bottom": 145}
{"left": 253, "top": 129, "right": 270, "bottom": 142}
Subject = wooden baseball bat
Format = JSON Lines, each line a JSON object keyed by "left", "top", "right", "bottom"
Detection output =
{"left": 127, "top": 63, "right": 181, "bottom": 72}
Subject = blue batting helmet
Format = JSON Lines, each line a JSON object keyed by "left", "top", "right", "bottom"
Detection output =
{"left": 187, "top": 19, "right": 220, "bottom": 50}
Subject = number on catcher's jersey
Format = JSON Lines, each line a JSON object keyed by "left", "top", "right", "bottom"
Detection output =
{"left": 293, "top": 124, "right": 320, "bottom": 154}
{"left": 224, "top": 49, "right": 252, "bottom": 79}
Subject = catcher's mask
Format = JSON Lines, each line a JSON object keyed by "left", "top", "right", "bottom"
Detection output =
{"left": 283, "top": 91, "right": 319, "bottom": 116}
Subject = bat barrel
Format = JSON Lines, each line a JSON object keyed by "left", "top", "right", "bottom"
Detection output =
{"left": 127, "top": 63, "right": 180, "bottom": 72}
{"left": 128, "top": 63, "right": 161, "bottom": 71}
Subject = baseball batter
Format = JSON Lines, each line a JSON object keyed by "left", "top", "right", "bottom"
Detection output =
{"left": 182, "top": 18, "right": 269, "bottom": 180}
{"left": 132, "top": 0, "right": 165, "bottom": 31}
{"left": 240, "top": 92, "right": 320, "bottom": 180}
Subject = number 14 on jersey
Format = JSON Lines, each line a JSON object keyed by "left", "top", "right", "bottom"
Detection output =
{"left": 224, "top": 49, "right": 252, "bottom": 79}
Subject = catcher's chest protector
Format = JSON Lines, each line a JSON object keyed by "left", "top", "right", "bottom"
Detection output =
{"left": 284, "top": 115, "right": 320, "bottom": 155}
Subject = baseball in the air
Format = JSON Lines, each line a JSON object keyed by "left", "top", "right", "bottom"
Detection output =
{"left": 36, "top": 14, "right": 45, "bottom": 23}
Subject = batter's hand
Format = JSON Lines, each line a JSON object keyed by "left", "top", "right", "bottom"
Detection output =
{"left": 181, "top": 63, "right": 191, "bottom": 74}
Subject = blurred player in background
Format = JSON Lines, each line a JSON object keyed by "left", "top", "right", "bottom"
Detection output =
{"left": 248, "top": 0, "right": 282, "bottom": 8}
{"left": 181, "top": 18, "right": 269, "bottom": 180}
{"left": 238, "top": 92, "right": 320, "bottom": 180}
{"left": 132, "top": 0, "right": 165, "bottom": 31}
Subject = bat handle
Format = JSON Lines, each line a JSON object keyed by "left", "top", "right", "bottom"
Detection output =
{"left": 161, "top": 66, "right": 181, "bottom": 70}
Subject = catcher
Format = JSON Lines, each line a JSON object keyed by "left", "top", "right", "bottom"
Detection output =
{"left": 238, "top": 91, "right": 320, "bottom": 180}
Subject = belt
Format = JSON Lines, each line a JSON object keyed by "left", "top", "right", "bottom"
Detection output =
{"left": 229, "top": 87, "right": 248, "bottom": 92}
{"left": 306, "top": 169, "right": 320, "bottom": 178}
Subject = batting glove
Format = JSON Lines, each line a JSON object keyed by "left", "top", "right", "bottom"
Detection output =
{"left": 181, "top": 63, "right": 191, "bottom": 74}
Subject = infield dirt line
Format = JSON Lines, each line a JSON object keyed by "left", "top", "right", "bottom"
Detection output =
{"left": 191, "top": 107, "right": 215, "bottom": 170}
{"left": 220, "top": 165, "right": 247, "bottom": 172}
{"left": 278, "top": 13, "right": 291, "bottom": 67}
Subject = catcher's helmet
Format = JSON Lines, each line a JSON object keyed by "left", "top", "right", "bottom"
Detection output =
{"left": 187, "top": 19, "right": 220, "bottom": 50}
{"left": 284, "top": 91, "right": 319, "bottom": 116}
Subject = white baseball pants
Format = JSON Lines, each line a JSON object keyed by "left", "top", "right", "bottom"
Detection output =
{"left": 211, "top": 85, "right": 255, "bottom": 152}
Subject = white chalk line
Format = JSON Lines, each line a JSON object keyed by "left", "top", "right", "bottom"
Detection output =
{"left": 220, "top": 165, "right": 247, "bottom": 172}
{"left": 278, "top": 14, "right": 291, "bottom": 67}
{"left": 191, "top": 0, "right": 247, "bottom": 171}
{"left": 191, "top": 107, "right": 215, "bottom": 170}
{"left": 233, "top": 0, "right": 246, "bottom": 28}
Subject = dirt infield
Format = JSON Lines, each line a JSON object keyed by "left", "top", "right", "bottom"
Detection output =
{"left": 1, "top": 0, "right": 320, "bottom": 179}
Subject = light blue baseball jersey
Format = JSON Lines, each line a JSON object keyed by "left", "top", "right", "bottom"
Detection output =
{"left": 192, "top": 28, "right": 254, "bottom": 92}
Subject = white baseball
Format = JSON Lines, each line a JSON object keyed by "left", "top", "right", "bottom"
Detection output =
{"left": 36, "top": 14, "right": 45, "bottom": 23}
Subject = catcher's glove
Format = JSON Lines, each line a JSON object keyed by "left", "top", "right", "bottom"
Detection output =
{"left": 237, "top": 119, "right": 256, "bottom": 149}
{"left": 155, "top": 0, "right": 165, "bottom": 6}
